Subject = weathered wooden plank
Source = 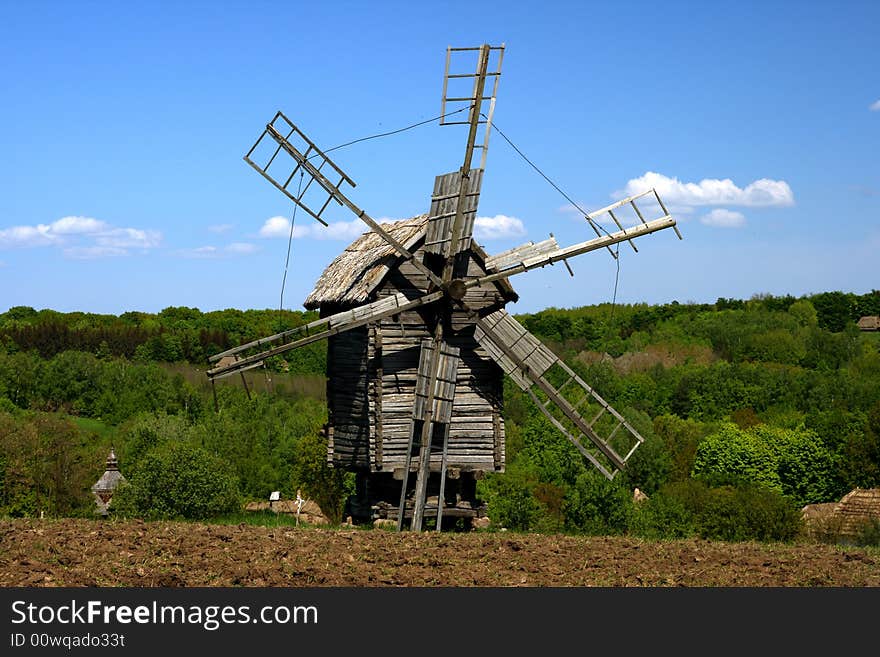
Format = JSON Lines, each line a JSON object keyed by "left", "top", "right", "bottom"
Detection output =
{"left": 372, "top": 324, "right": 383, "bottom": 469}
{"left": 484, "top": 236, "right": 560, "bottom": 272}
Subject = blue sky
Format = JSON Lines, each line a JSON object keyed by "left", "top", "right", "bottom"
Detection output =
{"left": 1, "top": 1, "right": 877, "bottom": 315}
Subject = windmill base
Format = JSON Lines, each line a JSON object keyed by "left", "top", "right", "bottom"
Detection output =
{"left": 346, "top": 470, "right": 489, "bottom": 529}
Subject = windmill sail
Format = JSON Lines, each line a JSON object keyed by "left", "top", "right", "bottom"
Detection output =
{"left": 473, "top": 309, "right": 643, "bottom": 479}
{"left": 206, "top": 290, "right": 444, "bottom": 380}
{"left": 469, "top": 210, "right": 676, "bottom": 290}
{"left": 423, "top": 169, "right": 483, "bottom": 258}
{"left": 400, "top": 338, "right": 461, "bottom": 531}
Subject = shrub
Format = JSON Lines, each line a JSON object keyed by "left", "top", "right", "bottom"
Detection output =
{"left": 290, "top": 431, "right": 353, "bottom": 525}
{"left": 113, "top": 442, "right": 240, "bottom": 519}
{"left": 630, "top": 491, "right": 696, "bottom": 540}
{"left": 563, "top": 470, "right": 633, "bottom": 535}
{"left": 693, "top": 423, "right": 840, "bottom": 506}
{"left": 650, "top": 479, "right": 802, "bottom": 542}
{"left": 478, "top": 467, "right": 543, "bottom": 532}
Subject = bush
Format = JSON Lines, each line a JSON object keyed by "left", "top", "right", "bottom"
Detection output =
{"left": 646, "top": 479, "right": 803, "bottom": 542}
{"left": 692, "top": 423, "right": 840, "bottom": 506}
{"left": 290, "top": 431, "right": 352, "bottom": 525}
{"left": 631, "top": 491, "right": 696, "bottom": 540}
{"left": 113, "top": 442, "right": 240, "bottom": 519}
{"left": 478, "top": 466, "right": 543, "bottom": 532}
{"left": 563, "top": 471, "right": 633, "bottom": 535}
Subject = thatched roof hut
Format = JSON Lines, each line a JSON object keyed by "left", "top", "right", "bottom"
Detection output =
{"left": 857, "top": 316, "right": 880, "bottom": 331}
{"left": 802, "top": 488, "right": 880, "bottom": 541}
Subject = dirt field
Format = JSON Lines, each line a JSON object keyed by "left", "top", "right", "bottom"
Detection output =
{"left": 1, "top": 518, "right": 878, "bottom": 587}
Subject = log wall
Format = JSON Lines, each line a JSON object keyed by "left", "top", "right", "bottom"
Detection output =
{"left": 324, "top": 246, "right": 509, "bottom": 474}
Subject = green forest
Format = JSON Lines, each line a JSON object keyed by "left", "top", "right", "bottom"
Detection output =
{"left": 1, "top": 289, "right": 878, "bottom": 544}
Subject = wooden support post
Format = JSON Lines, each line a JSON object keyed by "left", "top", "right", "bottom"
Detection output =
{"left": 436, "top": 423, "right": 451, "bottom": 532}
{"left": 396, "top": 421, "right": 417, "bottom": 532}
{"left": 410, "top": 327, "right": 445, "bottom": 532}
{"left": 239, "top": 371, "right": 251, "bottom": 400}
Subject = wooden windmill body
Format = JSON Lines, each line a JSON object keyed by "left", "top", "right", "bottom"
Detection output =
{"left": 208, "top": 44, "right": 681, "bottom": 530}
{"left": 303, "top": 214, "right": 518, "bottom": 521}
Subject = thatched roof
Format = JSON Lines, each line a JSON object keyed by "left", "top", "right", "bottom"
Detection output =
{"left": 857, "top": 316, "right": 880, "bottom": 331}
{"left": 802, "top": 488, "right": 880, "bottom": 540}
{"left": 304, "top": 215, "right": 517, "bottom": 309}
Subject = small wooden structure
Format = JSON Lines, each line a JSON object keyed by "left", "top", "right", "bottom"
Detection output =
{"left": 802, "top": 488, "right": 880, "bottom": 542}
{"left": 91, "top": 448, "right": 125, "bottom": 516}
{"left": 857, "top": 316, "right": 880, "bottom": 331}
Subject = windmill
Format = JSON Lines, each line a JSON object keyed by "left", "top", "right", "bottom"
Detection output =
{"left": 207, "top": 44, "right": 681, "bottom": 531}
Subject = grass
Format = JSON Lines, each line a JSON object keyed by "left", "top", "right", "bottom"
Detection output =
{"left": 160, "top": 362, "right": 326, "bottom": 401}
{"left": 198, "top": 510, "right": 339, "bottom": 529}
{"left": 71, "top": 416, "right": 118, "bottom": 442}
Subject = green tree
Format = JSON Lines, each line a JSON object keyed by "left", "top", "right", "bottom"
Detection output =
{"left": 290, "top": 431, "right": 353, "bottom": 525}
{"left": 693, "top": 423, "right": 839, "bottom": 505}
{"left": 789, "top": 299, "right": 818, "bottom": 327}
{"left": 113, "top": 442, "right": 240, "bottom": 519}
{"left": 563, "top": 470, "right": 633, "bottom": 535}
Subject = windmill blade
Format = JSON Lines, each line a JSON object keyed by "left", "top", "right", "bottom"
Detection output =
{"left": 244, "top": 111, "right": 444, "bottom": 289}
{"left": 468, "top": 203, "right": 677, "bottom": 291}
{"left": 412, "top": 338, "right": 460, "bottom": 426}
{"left": 206, "top": 289, "right": 444, "bottom": 381}
{"left": 423, "top": 169, "right": 483, "bottom": 259}
{"left": 437, "top": 43, "right": 503, "bottom": 283}
{"left": 399, "top": 337, "right": 460, "bottom": 531}
{"left": 484, "top": 235, "right": 560, "bottom": 272}
{"left": 473, "top": 309, "right": 644, "bottom": 480}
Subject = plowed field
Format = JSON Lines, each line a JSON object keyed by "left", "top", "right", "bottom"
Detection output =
{"left": 2, "top": 519, "right": 878, "bottom": 587}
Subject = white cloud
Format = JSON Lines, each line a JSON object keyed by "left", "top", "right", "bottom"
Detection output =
{"left": 64, "top": 246, "right": 128, "bottom": 259}
{"left": 316, "top": 219, "right": 370, "bottom": 241}
{"left": 700, "top": 208, "right": 746, "bottom": 228}
{"left": 259, "top": 216, "right": 295, "bottom": 238}
{"left": 208, "top": 223, "right": 234, "bottom": 233}
{"left": 225, "top": 242, "right": 258, "bottom": 255}
{"left": 260, "top": 214, "right": 523, "bottom": 243}
{"left": 870, "top": 99, "right": 880, "bottom": 112}
{"left": 95, "top": 227, "right": 162, "bottom": 249}
{"left": 0, "top": 215, "right": 161, "bottom": 256}
{"left": 177, "top": 242, "right": 259, "bottom": 259}
{"left": 179, "top": 246, "right": 219, "bottom": 258}
{"left": 615, "top": 172, "right": 794, "bottom": 208}
{"left": 0, "top": 224, "right": 58, "bottom": 247}
{"left": 259, "top": 216, "right": 377, "bottom": 241}
{"left": 473, "top": 214, "right": 526, "bottom": 240}
{"left": 50, "top": 216, "right": 108, "bottom": 235}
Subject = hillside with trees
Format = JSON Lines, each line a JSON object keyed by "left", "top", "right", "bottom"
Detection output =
{"left": 1, "top": 290, "right": 878, "bottom": 544}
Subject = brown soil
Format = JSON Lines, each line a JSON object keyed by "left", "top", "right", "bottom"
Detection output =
{"left": 1, "top": 519, "right": 878, "bottom": 587}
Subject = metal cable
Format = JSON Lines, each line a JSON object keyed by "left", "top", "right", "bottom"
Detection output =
{"left": 314, "top": 106, "right": 472, "bottom": 158}
{"left": 482, "top": 114, "right": 612, "bottom": 239}
{"left": 279, "top": 171, "right": 304, "bottom": 328}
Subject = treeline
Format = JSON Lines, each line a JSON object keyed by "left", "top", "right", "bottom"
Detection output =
{"left": 0, "top": 305, "right": 325, "bottom": 373}
{"left": 2, "top": 289, "right": 877, "bottom": 369}
{"left": 479, "top": 291, "right": 880, "bottom": 543}
{"left": 1, "top": 290, "right": 878, "bottom": 542}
